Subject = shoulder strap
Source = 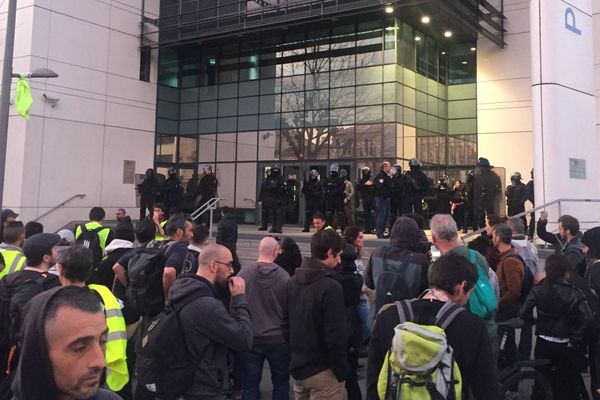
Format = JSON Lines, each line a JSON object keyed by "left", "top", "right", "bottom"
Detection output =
{"left": 394, "top": 300, "right": 414, "bottom": 324}
{"left": 434, "top": 301, "right": 465, "bottom": 330}
{"left": 381, "top": 245, "right": 390, "bottom": 262}
{"left": 467, "top": 249, "right": 476, "bottom": 264}
{"left": 170, "top": 285, "right": 209, "bottom": 314}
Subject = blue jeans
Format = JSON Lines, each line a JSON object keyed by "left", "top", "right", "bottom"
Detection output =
{"left": 241, "top": 342, "right": 290, "bottom": 400}
{"left": 375, "top": 196, "right": 391, "bottom": 237}
{"left": 357, "top": 298, "right": 370, "bottom": 342}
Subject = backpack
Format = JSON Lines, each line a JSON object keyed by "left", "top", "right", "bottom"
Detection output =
{"left": 377, "top": 300, "right": 464, "bottom": 400}
{"left": 76, "top": 224, "right": 105, "bottom": 267}
{"left": 371, "top": 246, "right": 423, "bottom": 315}
{"left": 136, "top": 284, "right": 209, "bottom": 399}
{"left": 503, "top": 253, "right": 534, "bottom": 303}
{"left": 465, "top": 250, "right": 497, "bottom": 319}
{"left": 127, "top": 240, "right": 177, "bottom": 317}
{"left": 511, "top": 241, "right": 538, "bottom": 278}
{"left": 181, "top": 249, "right": 199, "bottom": 275}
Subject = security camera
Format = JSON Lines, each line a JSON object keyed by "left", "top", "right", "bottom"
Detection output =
{"left": 42, "top": 93, "right": 60, "bottom": 107}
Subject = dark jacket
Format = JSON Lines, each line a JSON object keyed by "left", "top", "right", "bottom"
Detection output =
{"left": 365, "top": 217, "right": 429, "bottom": 291}
{"left": 274, "top": 237, "right": 302, "bottom": 277}
{"left": 496, "top": 247, "right": 524, "bottom": 309}
{"left": 468, "top": 233, "right": 500, "bottom": 269}
{"left": 356, "top": 176, "right": 375, "bottom": 204}
{"left": 88, "top": 240, "right": 132, "bottom": 289}
{"left": 237, "top": 262, "right": 290, "bottom": 344}
{"left": 374, "top": 170, "right": 392, "bottom": 198}
{"left": 537, "top": 219, "right": 587, "bottom": 276}
{"left": 11, "top": 287, "right": 122, "bottom": 400}
{"left": 519, "top": 280, "right": 594, "bottom": 346}
{"left": 285, "top": 257, "right": 349, "bottom": 382}
{"left": 259, "top": 173, "right": 287, "bottom": 208}
{"left": 390, "top": 174, "right": 404, "bottom": 201}
{"left": 472, "top": 166, "right": 501, "bottom": 206}
{"left": 506, "top": 181, "right": 526, "bottom": 212}
{"left": 217, "top": 213, "right": 238, "bottom": 251}
{"left": 332, "top": 244, "right": 364, "bottom": 348}
{"left": 403, "top": 168, "right": 429, "bottom": 197}
{"left": 138, "top": 173, "right": 160, "bottom": 198}
{"left": 302, "top": 177, "right": 323, "bottom": 208}
{"left": 197, "top": 174, "right": 218, "bottom": 201}
{"left": 367, "top": 299, "right": 500, "bottom": 400}
{"left": 169, "top": 275, "right": 253, "bottom": 399}
{"left": 323, "top": 173, "right": 345, "bottom": 205}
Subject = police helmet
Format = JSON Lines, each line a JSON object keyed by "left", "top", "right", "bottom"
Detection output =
{"left": 340, "top": 169, "right": 348, "bottom": 178}
{"left": 511, "top": 172, "right": 522, "bottom": 181}
{"left": 330, "top": 163, "right": 339, "bottom": 173}
{"left": 361, "top": 166, "right": 371, "bottom": 178}
{"left": 145, "top": 168, "right": 154, "bottom": 176}
{"left": 203, "top": 164, "right": 213, "bottom": 174}
{"left": 271, "top": 164, "right": 281, "bottom": 172}
{"left": 440, "top": 174, "right": 448, "bottom": 182}
{"left": 309, "top": 169, "right": 319, "bottom": 178}
{"left": 477, "top": 157, "right": 491, "bottom": 167}
{"left": 168, "top": 167, "right": 177, "bottom": 175}
{"left": 409, "top": 158, "right": 421, "bottom": 167}
{"left": 393, "top": 164, "right": 402, "bottom": 174}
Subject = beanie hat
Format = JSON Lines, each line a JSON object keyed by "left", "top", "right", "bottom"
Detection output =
{"left": 582, "top": 227, "right": 600, "bottom": 255}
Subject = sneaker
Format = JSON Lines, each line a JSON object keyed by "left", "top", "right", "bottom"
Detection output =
{"left": 302, "top": 228, "right": 310, "bottom": 232}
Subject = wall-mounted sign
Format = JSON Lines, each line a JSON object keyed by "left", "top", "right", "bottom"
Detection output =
{"left": 569, "top": 158, "right": 586, "bottom": 180}
{"left": 123, "top": 160, "right": 136, "bottom": 184}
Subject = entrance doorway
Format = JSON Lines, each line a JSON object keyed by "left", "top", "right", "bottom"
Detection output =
{"left": 257, "top": 162, "right": 355, "bottom": 228}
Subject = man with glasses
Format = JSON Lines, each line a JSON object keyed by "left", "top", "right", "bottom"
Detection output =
{"left": 167, "top": 244, "right": 253, "bottom": 399}
{"left": 284, "top": 229, "right": 349, "bottom": 399}
{"left": 238, "top": 236, "right": 290, "bottom": 399}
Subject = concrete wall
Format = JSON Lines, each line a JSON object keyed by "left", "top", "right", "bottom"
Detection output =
{"left": 0, "top": 0, "right": 159, "bottom": 231}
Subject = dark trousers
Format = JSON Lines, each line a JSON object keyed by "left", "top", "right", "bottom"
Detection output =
{"left": 139, "top": 196, "right": 154, "bottom": 221}
{"left": 508, "top": 206, "right": 527, "bottom": 232}
{"left": 528, "top": 211, "right": 536, "bottom": 239}
{"left": 497, "top": 305, "right": 518, "bottom": 369}
{"left": 475, "top": 202, "right": 495, "bottom": 229}
{"left": 262, "top": 206, "right": 282, "bottom": 231}
{"left": 402, "top": 194, "right": 423, "bottom": 215}
{"left": 389, "top": 199, "right": 402, "bottom": 228}
{"left": 241, "top": 343, "right": 290, "bottom": 400}
{"left": 326, "top": 200, "right": 344, "bottom": 230}
{"left": 342, "top": 203, "right": 354, "bottom": 232}
{"left": 196, "top": 196, "right": 213, "bottom": 225}
{"left": 517, "top": 320, "right": 533, "bottom": 360}
{"left": 452, "top": 204, "right": 465, "bottom": 230}
{"left": 304, "top": 204, "right": 321, "bottom": 230}
{"left": 362, "top": 199, "right": 376, "bottom": 233}
{"left": 375, "top": 197, "right": 390, "bottom": 237}
{"left": 535, "top": 337, "right": 587, "bottom": 400}
{"left": 345, "top": 349, "right": 362, "bottom": 400}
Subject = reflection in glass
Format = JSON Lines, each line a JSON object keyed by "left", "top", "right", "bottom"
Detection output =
{"left": 329, "top": 125, "right": 354, "bottom": 159}
{"left": 356, "top": 124, "right": 382, "bottom": 158}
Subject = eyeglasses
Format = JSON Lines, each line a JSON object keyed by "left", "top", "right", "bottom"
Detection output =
{"left": 213, "top": 260, "right": 234, "bottom": 270}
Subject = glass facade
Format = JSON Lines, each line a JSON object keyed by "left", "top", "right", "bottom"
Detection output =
{"left": 155, "top": 18, "right": 477, "bottom": 212}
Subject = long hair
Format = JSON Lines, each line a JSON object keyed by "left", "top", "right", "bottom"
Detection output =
{"left": 542, "top": 253, "right": 571, "bottom": 304}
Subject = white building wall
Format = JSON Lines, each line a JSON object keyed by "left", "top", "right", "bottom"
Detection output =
{"left": 0, "top": 0, "right": 159, "bottom": 231}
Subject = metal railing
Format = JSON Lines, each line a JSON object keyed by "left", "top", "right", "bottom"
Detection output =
{"left": 34, "top": 194, "right": 87, "bottom": 222}
{"left": 460, "top": 198, "right": 600, "bottom": 244}
{"left": 191, "top": 198, "right": 222, "bottom": 238}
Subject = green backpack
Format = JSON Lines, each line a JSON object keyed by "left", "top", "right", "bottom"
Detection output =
{"left": 377, "top": 300, "right": 463, "bottom": 400}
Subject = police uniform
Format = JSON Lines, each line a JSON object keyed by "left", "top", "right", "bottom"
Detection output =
{"left": 259, "top": 165, "right": 287, "bottom": 233}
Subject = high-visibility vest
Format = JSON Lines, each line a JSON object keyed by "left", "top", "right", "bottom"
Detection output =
{"left": 88, "top": 284, "right": 129, "bottom": 391}
{"left": 155, "top": 219, "right": 168, "bottom": 241}
{"left": 75, "top": 222, "right": 112, "bottom": 255}
{"left": 0, "top": 245, "right": 26, "bottom": 279}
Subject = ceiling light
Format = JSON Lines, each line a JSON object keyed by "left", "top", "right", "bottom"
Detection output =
{"left": 441, "top": 51, "right": 446, "bottom": 55}
{"left": 421, "top": 16, "right": 431, "bottom": 24}
{"left": 470, "top": 47, "right": 476, "bottom": 51}
{"left": 385, "top": 26, "right": 396, "bottom": 31}
{"left": 461, "top": 61, "right": 468, "bottom": 64}
{"left": 444, "top": 31, "right": 453, "bottom": 38}
{"left": 385, "top": 6, "right": 394, "bottom": 13}
{"left": 415, "top": 36, "right": 422, "bottom": 41}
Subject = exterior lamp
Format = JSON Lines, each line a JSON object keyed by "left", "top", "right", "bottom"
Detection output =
{"left": 421, "top": 16, "right": 431, "bottom": 24}
{"left": 444, "top": 31, "right": 453, "bottom": 38}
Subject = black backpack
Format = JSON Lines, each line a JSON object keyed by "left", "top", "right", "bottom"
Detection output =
{"left": 136, "top": 283, "right": 208, "bottom": 399}
{"left": 76, "top": 224, "right": 105, "bottom": 266}
{"left": 127, "top": 240, "right": 176, "bottom": 317}
{"left": 181, "top": 249, "right": 200, "bottom": 275}
{"left": 504, "top": 253, "right": 534, "bottom": 302}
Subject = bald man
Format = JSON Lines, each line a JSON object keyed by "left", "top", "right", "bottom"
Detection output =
{"left": 237, "top": 237, "right": 291, "bottom": 399}
{"left": 167, "top": 244, "right": 253, "bottom": 399}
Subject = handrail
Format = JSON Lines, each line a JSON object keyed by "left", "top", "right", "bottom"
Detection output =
{"left": 34, "top": 194, "right": 87, "bottom": 222}
{"left": 460, "top": 198, "right": 600, "bottom": 243}
{"left": 191, "top": 198, "right": 222, "bottom": 238}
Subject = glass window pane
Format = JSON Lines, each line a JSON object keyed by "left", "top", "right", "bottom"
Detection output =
{"left": 199, "top": 101, "right": 217, "bottom": 118}
{"left": 217, "top": 133, "right": 236, "bottom": 161}
{"left": 238, "top": 115, "right": 258, "bottom": 131}
{"left": 156, "top": 135, "right": 177, "bottom": 163}
{"left": 237, "top": 132, "right": 257, "bottom": 161}
{"left": 304, "top": 90, "right": 329, "bottom": 110}
{"left": 198, "top": 134, "right": 216, "bottom": 163}
{"left": 181, "top": 88, "right": 199, "bottom": 103}
{"left": 330, "top": 69, "right": 355, "bottom": 87}
{"left": 305, "top": 109, "right": 329, "bottom": 127}
{"left": 383, "top": 123, "right": 396, "bottom": 158}
{"left": 260, "top": 78, "right": 281, "bottom": 95}
{"left": 282, "top": 92, "right": 304, "bottom": 112}
{"left": 303, "top": 127, "right": 328, "bottom": 160}
{"left": 178, "top": 136, "right": 197, "bottom": 163}
{"left": 330, "top": 108, "right": 354, "bottom": 125}
{"left": 215, "top": 163, "right": 235, "bottom": 207}
{"left": 305, "top": 72, "right": 330, "bottom": 90}
{"left": 157, "top": 118, "right": 178, "bottom": 134}
{"left": 357, "top": 66, "right": 382, "bottom": 84}
{"left": 281, "top": 112, "right": 304, "bottom": 129}
{"left": 383, "top": 83, "right": 396, "bottom": 104}
{"left": 219, "top": 83, "right": 238, "bottom": 99}
{"left": 356, "top": 84, "right": 382, "bottom": 106}
{"left": 383, "top": 104, "right": 396, "bottom": 122}
{"left": 218, "top": 117, "right": 237, "bottom": 133}
{"left": 235, "top": 162, "right": 258, "bottom": 208}
{"left": 356, "top": 124, "right": 382, "bottom": 158}
{"left": 281, "top": 128, "right": 305, "bottom": 160}
{"left": 258, "top": 130, "right": 279, "bottom": 161}
{"left": 356, "top": 106, "right": 382, "bottom": 124}
{"left": 218, "top": 99, "right": 238, "bottom": 117}
{"left": 260, "top": 94, "right": 280, "bottom": 114}
{"left": 180, "top": 102, "right": 198, "bottom": 120}
{"left": 179, "top": 120, "right": 197, "bottom": 135}
{"left": 239, "top": 97, "right": 259, "bottom": 115}
{"left": 330, "top": 87, "right": 355, "bottom": 108}
{"left": 329, "top": 125, "right": 354, "bottom": 159}
{"left": 259, "top": 114, "right": 281, "bottom": 130}
{"left": 199, "top": 86, "right": 218, "bottom": 101}
{"left": 239, "top": 80, "right": 260, "bottom": 96}
{"left": 199, "top": 118, "right": 217, "bottom": 134}
{"left": 157, "top": 101, "right": 179, "bottom": 120}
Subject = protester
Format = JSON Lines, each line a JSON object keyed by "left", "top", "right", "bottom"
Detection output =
{"left": 75, "top": 207, "right": 114, "bottom": 269}
{"left": 23, "top": 221, "right": 43, "bottom": 239}
{"left": 88, "top": 220, "right": 134, "bottom": 288}
{"left": 151, "top": 203, "right": 168, "bottom": 240}
{"left": 285, "top": 229, "right": 349, "bottom": 399}
{"left": 468, "top": 213, "right": 507, "bottom": 268}
{"left": 183, "top": 223, "right": 210, "bottom": 275}
{"left": 0, "top": 221, "right": 26, "bottom": 278}
{"left": 343, "top": 226, "right": 371, "bottom": 343}
{"left": 161, "top": 213, "right": 194, "bottom": 300}
{"left": 519, "top": 253, "right": 594, "bottom": 399}
{"left": 11, "top": 286, "right": 122, "bottom": 399}
{"left": 581, "top": 226, "right": 600, "bottom": 398}
{"left": 0, "top": 209, "right": 18, "bottom": 243}
{"left": 274, "top": 236, "right": 302, "bottom": 277}
{"left": 217, "top": 206, "right": 240, "bottom": 273}
{"left": 115, "top": 208, "right": 128, "bottom": 223}
{"left": 367, "top": 252, "right": 500, "bottom": 399}
{"left": 238, "top": 237, "right": 290, "bottom": 400}
{"left": 312, "top": 211, "right": 333, "bottom": 232}
{"left": 168, "top": 244, "right": 253, "bottom": 399}
{"left": 374, "top": 162, "right": 392, "bottom": 238}
{"left": 538, "top": 211, "right": 587, "bottom": 277}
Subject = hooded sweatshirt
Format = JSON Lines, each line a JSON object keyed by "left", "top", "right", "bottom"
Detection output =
{"left": 284, "top": 257, "right": 349, "bottom": 382}
{"left": 167, "top": 275, "right": 252, "bottom": 399}
{"left": 11, "top": 286, "right": 121, "bottom": 400}
{"left": 237, "top": 261, "right": 289, "bottom": 344}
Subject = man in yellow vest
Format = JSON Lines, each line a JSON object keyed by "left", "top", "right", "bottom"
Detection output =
{"left": 56, "top": 246, "right": 130, "bottom": 397}
{"left": 75, "top": 207, "right": 114, "bottom": 263}
{"left": 312, "top": 211, "right": 334, "bottom": 232}
{"left": 152, "top": 202, "right": 168, "bottom": 241}
{"left": 0, "top": 221, "right": 26, "bottom": 278}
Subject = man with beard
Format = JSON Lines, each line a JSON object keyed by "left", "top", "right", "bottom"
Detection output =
{"left": 538, "top": 211, "right": 587, "bottom": 277}
{"left": 11, "top": 286, "right": 121, "bottom": 399}
{"left": 301, "top": 170, "right": 323, "bottom": 232}
{"left": 167, "top": 244, "right": 253, "bottom": 399}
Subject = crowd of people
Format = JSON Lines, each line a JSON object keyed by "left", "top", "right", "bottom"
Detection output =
{"left": 0, "top": 174, "right": 598, "bottom": 400}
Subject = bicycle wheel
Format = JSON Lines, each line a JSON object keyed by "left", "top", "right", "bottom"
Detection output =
{"left": 501, "top": 370, "right": 553, "bottom": 400}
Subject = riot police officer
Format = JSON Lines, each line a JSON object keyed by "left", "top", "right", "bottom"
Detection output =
{"left": 302, "top": 170, "right": 324, "bottom": 232}
{"left": 525, "top": 168, "right": 535, "bottom": 239}
{"left": 196, "top": 165, "right": 219, "bottom": 225}
{"left": 435, "top": 175, "right": 452, "bottom": 214}
{"left": 323, "top": 163, "right": 345, "bottom": 231}
{"left": 389, "top": 164, "right": 404, "bottom": 228}
{"left": 164, "top": 167, "right": 184, "bottom": 216}
{"left": 356, "top": 166, "right": 376, "bottom": 234}
{"left": 506, "top": 171, "right": 527, "bottom": 230}
{"left": 472, "top": 157, "right": 502, "bottom": 228}
{"left": 258, "top": 164, "right": 287, "bottom": 233}
{"left": 137, "top": 168, "right": 160, "bottom": 220}
{"left": 402, "top": 158, "right": 430, "bottom": 215}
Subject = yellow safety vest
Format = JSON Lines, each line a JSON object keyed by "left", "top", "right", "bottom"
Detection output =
{"left": 155, "top": 219, "right": 168, "bottom": 241}
{"left": 88, "top": 284, "right": 129, "bottom": 391}
{"left": 75, "top": 222, "right": 112, "bottom": 255}
{"left": 0, "top": 245, "right": 26, "bottom": 279}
